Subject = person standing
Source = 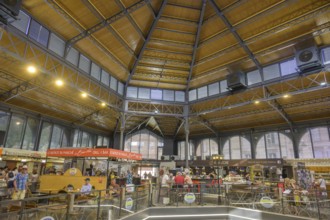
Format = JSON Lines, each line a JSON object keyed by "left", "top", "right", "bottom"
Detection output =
{"left": 13, "top": 165, "right": 29, "bottom": 200}
{"left": 30, "top": 170, "right": 39, "bottom": 193}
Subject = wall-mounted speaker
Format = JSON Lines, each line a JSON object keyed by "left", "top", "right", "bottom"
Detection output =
{"left": 226, "top": 71, "right": 246, "bottom": 90}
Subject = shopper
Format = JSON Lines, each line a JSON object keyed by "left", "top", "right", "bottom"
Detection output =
{"left": 6, "top": 169, "right": 15, "bottom": 199}
{"left": 13, "top": 165, "right": 29, "bottom": 200}
{"left": 30, "top": 170, "right": 39, "bottom": 193}
{"left": 80, "top": 178, "right": 92, "bottom": 194}
{"left": 316, "top": 175, "right": 327, "bottom": 199}
{"left": 174, "top": 172, "right": 184, "bottom": 188}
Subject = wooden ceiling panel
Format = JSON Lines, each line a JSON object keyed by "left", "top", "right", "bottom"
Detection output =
{"left": 111, "top": 17, "right": 143, "bottom": 52}
{"left": 23, "top": 0, "right": 80, "bottom": 39}
{"left": 152, "top": 29, "right": 196, "bottom": 45}
{"left": 200, "top": 17, "right": 226, "bottom": 42}
{"left": 194, "top": 47, "right": 247, "bottom": 75}
{"left": 56, "top": 0, "right": 100, "bottom": 29}
{"left": 88, "top": 0, "right": 121, "bottom": 18}
{"left": 75, "top": 38, "right": 128, "bottom": 81}
{"left": 162, "top": 4, "right": 201, "bottom": 22}
{"left": 157, "top": 20, "right": 197, "bottom": 33}
{"left": 130, "top": 5, "right": 154, "bottom": 34}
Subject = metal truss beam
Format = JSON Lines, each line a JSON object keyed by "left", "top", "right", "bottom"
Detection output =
{"left": 141, "top": 56, "right": 190, "bottom": 67}
{"left": 174, "top": 119, "right": 184, "bottom": 138}
{"left": 75, "top": 108, "right": 117, "bottom": 126}
{"left": 155, "top": 27, "right": 195, "bottom": 36}
{"left": 209, "top": 0, "right": 261, "bottom": 70}
{"left": 0, "top": 30, "right": 123, "bottom": 111}
{"left": 264, "top": 87, "right": 294, "bottom": 128}
{"left": 125, "top": 0, "right": 168, "bottom": 91}
{"left": 67, "top": 0, "right": 148, "bottom": 46}
{"left": 114, "top": 0, "right": 146, "bottom": 41}
{"left": 186, "top": 0, "right": 206, "bottom": 93}
{"left": 45, "top": 0, "right": 128, "bottom": 73}
{"left": 190, "top": 71, "right": 329, "bottom": 116}
{"left": 194, "top": 115, "right": 218, "bottom": 136}
{"left": 81, "top": 0, "right": 137, "bottom": 59}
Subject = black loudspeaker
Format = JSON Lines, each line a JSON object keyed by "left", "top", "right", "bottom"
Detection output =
{"left": 0, "top": 0, "right": 22, "bottom": 16}
{"left": 226, "top": 72, "right": 246, "bottom": 90}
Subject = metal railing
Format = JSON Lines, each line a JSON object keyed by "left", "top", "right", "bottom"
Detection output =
{"left": 0, "top": 183, "right": 329, "bottom": 219}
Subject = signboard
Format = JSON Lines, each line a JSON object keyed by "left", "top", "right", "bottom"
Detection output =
{"left": 260, "top": 196, "right": 274, "bottom": 208}
{"left": 184, "top": 193, "right": 196, "bottom": 204}
{"left": 46, "top": 148, "right": 142, "bottom": 160}
{"left": 125, "top": 197, "right": 133, "bottom": 210}
{"left": 0, "top": 148, "right": 46, "bottom": 158}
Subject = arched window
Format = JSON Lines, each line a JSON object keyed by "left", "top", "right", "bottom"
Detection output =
{"left": 124, "top": 129, "right": 162, "bottom": 159}
{"left": 256, "top": 131, "right": 294, "bottom": 159}
{"left": 178, "top": 141, "right": 194, "bottom": 160}
{"left": 299, "top": 127, "right": 330, "bottom": 158}
{"left": 196, "top": 138, "right": 218, "bottom": 160}
{"left": 223, "top": 136, "right": 251, "bottom": 159}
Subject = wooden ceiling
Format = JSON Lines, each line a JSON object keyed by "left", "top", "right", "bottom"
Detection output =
{"left": 0, "top": 0, "right": 329, "bottom": 137}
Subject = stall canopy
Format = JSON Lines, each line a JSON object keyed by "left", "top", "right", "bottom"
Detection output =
{"left": 46, "top": 148, "right": 142, "bottom": 160}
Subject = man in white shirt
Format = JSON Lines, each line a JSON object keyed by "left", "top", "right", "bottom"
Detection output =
{"left": 161, "top": 172, "right": 169, "bottom": 187}
{"left": 80, "top": 178, "right": 92, "bottom": 194}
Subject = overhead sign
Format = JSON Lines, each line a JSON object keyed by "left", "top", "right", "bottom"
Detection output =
{"left": 46, "top": 148, "right": 142, "bottom": 160}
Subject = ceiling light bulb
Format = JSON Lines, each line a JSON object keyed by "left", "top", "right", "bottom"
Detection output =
{"left": 155, "top": 110, "right": 159, "bottom": 113}
{"left": 16, "top": 122, "right": 21, "bottom": 125}
{"left": 320, "top": 82, "right": 326, "bottom": 86}
{"left": 27, "top": 65, "right": 37, "bottom": 74}
{"left": 254, "top": 100, "right": 260, "bottom": 104}
{"left": 55, "top": 79, "right": 64, "bottom": 86}
{"left": 283, "top": 94, "right": 289, "bottom": 98}
{"left": 81, "top": 92, "right": 88, "bottom": 98}
{"left": 101, "top": 102, "right": 106, "bottom": 107}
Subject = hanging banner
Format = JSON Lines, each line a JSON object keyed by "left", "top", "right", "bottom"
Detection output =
{"left": 0, "top": 148, "right": 46, "bottom": 158}
{"left": 46, "top": 148, "right": 142, "bottom": 160}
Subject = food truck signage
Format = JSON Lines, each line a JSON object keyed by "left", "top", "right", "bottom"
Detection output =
{"left": 46, "top": 148, "right": 142, "bottom": 160}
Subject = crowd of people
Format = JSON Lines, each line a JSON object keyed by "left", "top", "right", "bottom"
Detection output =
{"left": 0, "top": 165, "right": 38, "bottom": 200}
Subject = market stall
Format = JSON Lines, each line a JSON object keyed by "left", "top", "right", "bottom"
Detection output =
{"left": 40, "top": 148, "right": 142, "bottom": 193}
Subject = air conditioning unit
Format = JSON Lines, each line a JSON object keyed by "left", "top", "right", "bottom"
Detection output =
{"left": 170, "top": 155, "right": 180, "bottom": 161}
{"left": 0, "top": 0, "right": 22, "bottom": 16}
{"left": 226, "top": 72, "right": 246, "bottom": 90}
{"left": 161, "top": 155, "right": 170, "bottom": 160}
{"left": 295, "top": 46, "right": 322, "bottom": 71}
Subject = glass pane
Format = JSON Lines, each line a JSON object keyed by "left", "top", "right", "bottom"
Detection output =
{"left": 255, "top": 136, "right": 266, "bottom": 159}
{"left": 151, "top": 89, "right": 162, "bottom": 100}
{"left": 38, "top": 122, "right": 52, "bottom": 151}
{"left": 97, "top": 136, "right": 103, "bottom": 146}
{"left": 101, "top": 70, "right": 110, "bottom": 86}
{"left": 149, "top": 135, "right": 157, "bottom": 159}
{"left": 131, "top": 133, "right": 140, "bottom": 154}
{"left": 158, "top": 147, "right": 163, "bottom": 160}
{"left": 175, "top": 91, "right": 185, "bottom": 102}
{"left": 66, "top": 47, "right": 79, "bottom": 66}
{"left": 48, "top": 33, "right": 65, "bottom": 57}
{"left": 28, "top": 20, "right": 49, "bottom": 47}
{"left": 263, "top": 64, "right": 280, "bottom": 81}
{"left": 22, "top": 118, "right": 39, "bottom": 150}
{"left": 140, "top": 132, "right": 149, "bottom": 158}
{"left": 79, "top": 54, "right": 91, "bottom": 73}
{"left": 279, "top": 133, "right": 294, "bottom": 159}
{"left": 280, "top": 59, "right": 297, "bottom": 76}
{"left": 196, "top": 144, "right": 201, "bottom": 157}
{"left": 124, "top": 136, "right": 131, "bottom": 152}
{"left": 88, "top": 134, "right": 96, "bottom": 147}
{"left": 265, "top": 132, "right": 280, "bottom": 158}
{"left": 163, "top": 90, "right": 174, "bottom": 101}
{"left": 0, "top": 111, "right": 10, "bottom": 147}
{"left": 311, "top": 127, "right": 330, "bottom": 158}
{"left": 91, "top": 63, "right": 101, "bottom": 81}
{"left": 223, "top": 141, "right": 230, "bottom": 159}
{"left": 208, "top": 82, "right": 220, "bottom": 96}
{"left": 202, "top": 139, "right": 210, "bottom": 160}
{"left": 220, "top": 80, "right": 228, "bottom": 93}
{"left": 189, "top": 89, "right": 197, "bottom": 101}
{"left": 241, "top": 136, "right": 251, "bottom": 159}
{"left": 50, "top": 125, "right": 62, "bottom": 149}
{"left": 103, "top": 137, "right": 109, "bottom": 147}
{"left": 12, "top": 11, "right": 30, "bottom": 34}
{"left": 72, "top": 129, "right": 79, "bottom": 148}
{"left": 138, "top": 88, "right": 150, "bottom": 99}
{"left": 127, "top": 87, "right": 138, "bottom": 98}
{"left": 210, "top": 139, "right": 218, "bottom": 155}
{"left": 247, "top": 70, "right": 261, "bottom": 85}
{"left": 118, "top": 82, "right": 124, "bottom": 95}
{"left": 298, "top": 129, "right": 313, "bottom": 158}
{"left": 110, "top": 76, "right": 118, "bottom": 91}
{"left": 322, "top": 47, "right": 330, "bottom": 65}
{"left": 197, "top": 86, "right": 207, "bottom": 99}
{"left": 6, "top": 115, "right": 25, "bottom": 149}
{"left": 81, "top": 132, "right": 89, "bottom": 147}
{"left": 61, "top": 127, "right": 71, "bottom": 147}
{"left": 230, "top": 136, "right": 241, "bottom": 159}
